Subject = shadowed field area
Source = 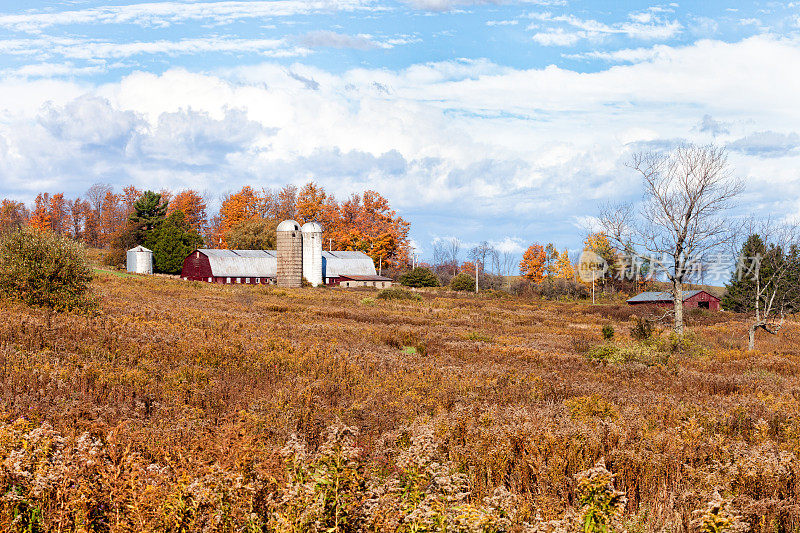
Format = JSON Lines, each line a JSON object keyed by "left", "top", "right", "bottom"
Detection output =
{"left": 1, "top": 274, "right": 799, "bottom": 531}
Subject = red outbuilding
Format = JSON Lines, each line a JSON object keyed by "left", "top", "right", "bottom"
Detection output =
{"left": 626, "top": 290, "right": 720, "bottom": 311}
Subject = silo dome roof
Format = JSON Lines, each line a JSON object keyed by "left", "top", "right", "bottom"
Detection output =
{"left": 277, "top": 219, "right": 301, "bottom": 232}
{"left": 301, "top": 221, "right": 323, "bottom": 233}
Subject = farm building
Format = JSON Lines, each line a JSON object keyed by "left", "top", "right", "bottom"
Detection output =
{"left": 626, "top": 290, "right": 720, "bottom": 311}
{"left": 180, "top": 220, "right": 392, "bottom": 287}
{"left": 126, "top": 246, "right": 153, "bottom": 275}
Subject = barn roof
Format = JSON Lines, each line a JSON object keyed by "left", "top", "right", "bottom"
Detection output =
{"left": 194, "top": 249, "right": 377, "bottom": 278}
{"left": 323, "top": 251, "right": 377, "bottom": 278}
{"left": 199, "top": 249, "right": 278, "bottom": 277}
{"left": 627, "top": 290, "right": 718, "bottom": 303}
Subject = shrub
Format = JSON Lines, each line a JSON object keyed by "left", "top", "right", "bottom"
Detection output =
{"left": 376, "top": 287, "right": 422, "bottom": 301}
{"left": 691, "top": 491, "right": 748, "bottom": 533}
{"left": 399, "top": 267, "right": 440, "bottom": 288}
{"left": 602, "top": 324, "right": 615, "bottom": 340}
{"left": 510, "top": 278, "right": 589, "bottom": 300}
{"left": 565, "top": 395, "right": 619, "bottom": 421}
{"left": 575, "top": 459, "right": 627, "bottom": 532}
{"left": 450, "top": 273, "right": 475, "bottom": 292}
{"left": 587, "top": 344, "right": 622, "bottom": 364}
{"left": 630, "top": 317, "right": 655, "bottom": 341}
{"left": 0, "top": 227, "right": 95, "bottom": 314}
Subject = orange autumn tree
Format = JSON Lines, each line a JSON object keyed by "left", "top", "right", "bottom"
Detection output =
{"left": 331, "top": 190, "right": 410, "bottom": 268}
{"left": 29, "top": 193, "right": 53, "bottom": 231}
{"left": 295, "top": 182, "right": 329, "bottom": 224}
{"left": 520, "top": 244, "right": 547, "bottom": 282}
{"left": 169, "top": 190, "right": 208, "bottom": 234}
{"left": 99, "top": 191, "right": 125, "bottom": 247}
{"left": 217, "top": 186, "right": 265, "bottom": 247}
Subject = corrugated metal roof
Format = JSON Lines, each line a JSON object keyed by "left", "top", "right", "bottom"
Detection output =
{"left": 128, "top": 245, "right": 152, "bottom": 252}
{"left": 322, "top": 251, "right": 377, "bottom": 278}
{"left": 199, "top": 249, "right": 277, "bottom": 277}
{"left": 627, "top": 290, "right": 702, "bottom": 303}
{"left": 195, "top": 249, "right": 377, "bottom": 279}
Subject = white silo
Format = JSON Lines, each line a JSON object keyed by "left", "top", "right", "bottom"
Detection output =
{"left": 277, "top": 219, "right": 303, "bottom": 288}
{"left": 126, "top": 245, "right": 153, "bottom": 274}
{"left": 301, "top": 221, "right": 323, "bottom": 287}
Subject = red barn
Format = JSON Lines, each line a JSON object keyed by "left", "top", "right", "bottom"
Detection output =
{"left": 626, "top": 290, "right": 720, "bottom": 311}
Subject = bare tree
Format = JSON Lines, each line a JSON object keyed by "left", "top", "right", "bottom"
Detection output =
{"left": 601, "top": 145, "right": 742, "bottom": 334}
{"left": 85, "top": 183, "right": 112, "bottom": 218}
{"left": 728, "top": 221, "right": 800, "bottom": 350}
{"left": 501, "top": 251, "right": 516, "bottom": 276}
{"left": 432, "top": 241, "right": 447, "bottom": 270}
{"left": 470, "top": 241, "right": 496, "bottom": 273}
{"left": 447, "top": 237, "right": 461, "bottom": 276}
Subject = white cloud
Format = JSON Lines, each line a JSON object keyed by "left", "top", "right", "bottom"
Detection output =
{"left": 526, "top": 10, "right": 682, "bottom": 46}
{"left": 486, "top": 19, "right": 519, "bottom": 26}
{"left": 300, "top": 31, "right": 380, "bottom": 50}
{"left": 0, "top": 1, "right": 378, "bottom": 34}
{"left": 0, "top": 35, "right": 308, "bottom": 62}
{"left": 402, "top": 0, "right": 564, "bottom": 12}
{"left": 3, "top": 35, "right": 800, "bottom": 247}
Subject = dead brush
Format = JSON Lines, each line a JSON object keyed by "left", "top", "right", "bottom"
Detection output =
{"left": 0, "top": 269, "right": 797, "bottom": 531}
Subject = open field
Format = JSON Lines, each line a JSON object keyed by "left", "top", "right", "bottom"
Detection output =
{"left": 1, "top": 273, "right": 799, "bottom": 531}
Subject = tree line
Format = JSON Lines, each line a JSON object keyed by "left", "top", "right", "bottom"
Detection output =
{"left": 0, "top": 182, "right": 411, "bottom": 272}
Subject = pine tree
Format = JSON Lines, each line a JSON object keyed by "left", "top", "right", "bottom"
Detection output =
{"left": 722, "top": 234, "right": 767, "bottom": 312}
{"left": 148, "top": 211, "right": 203, "bottom": 274}
{"left": 129, "top": 190, "right": 168, "bottom": 242}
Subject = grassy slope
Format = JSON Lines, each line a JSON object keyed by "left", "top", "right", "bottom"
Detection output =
{"left": 1, "top": 273, "right": 799, "bottom": 529}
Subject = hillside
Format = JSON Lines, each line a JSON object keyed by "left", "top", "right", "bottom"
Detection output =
{"left": 0, "top": 273, "right": 798, "bottom": 531}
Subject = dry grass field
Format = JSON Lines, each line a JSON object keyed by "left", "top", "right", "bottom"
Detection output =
{"left": 1, "top": 271, "right": 799, "bottom": 531}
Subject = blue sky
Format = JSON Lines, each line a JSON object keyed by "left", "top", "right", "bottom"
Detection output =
{"left": 1, "top": 1, "right": 800, "bottom": 264}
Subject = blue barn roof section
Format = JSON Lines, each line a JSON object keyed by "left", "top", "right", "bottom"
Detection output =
{"left": 626, "top": 290, "right": 707, "bottom": 303}
{"left": 195, "top": 249, "right": 377, "bottom": 279}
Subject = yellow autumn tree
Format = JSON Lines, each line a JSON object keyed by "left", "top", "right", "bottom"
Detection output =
{"left": 552, "top": 249, "right": 575, "bottom": 280}
{"left": 583, "top": 232, "right": 618, "bottom": 282}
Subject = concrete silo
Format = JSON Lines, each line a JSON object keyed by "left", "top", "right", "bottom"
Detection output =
{"left": 301, "top": 221, "right": 323, "bottom": 287}
{"left": 126, "top": 246, "right": 153, "bottom": 274}
{"left": 277, "top": 220, "right": 302, "bottom": 287}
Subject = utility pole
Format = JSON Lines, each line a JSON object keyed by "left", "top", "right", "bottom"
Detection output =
{"left": 475, "top": 260, "right": 479, "bottom": 294}
{"left": 379, "top": 256, "right": 382, "bottom": 276}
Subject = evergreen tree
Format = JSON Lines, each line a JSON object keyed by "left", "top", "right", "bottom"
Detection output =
{"left": 722, "top": 234, "right": 767, "bottom": 312}
{"left": 399, "top": 267, "right": 440, "bottom": 287}
{"left": 148, "top": 211, "right": 203, "bottom": 274}
{"left": 129, "top": 190, "right": 168, "bottom": 242}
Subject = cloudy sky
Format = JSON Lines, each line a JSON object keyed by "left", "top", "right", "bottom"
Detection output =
{"left": 1, "top": 0, "right": 799, "bottom": 259}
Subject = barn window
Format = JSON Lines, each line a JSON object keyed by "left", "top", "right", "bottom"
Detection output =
{"left": 698, "top": 301, "right": 710, "bottom": 309}
{"left": 208, "top": 277, "right": 212, "bottom": 282}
